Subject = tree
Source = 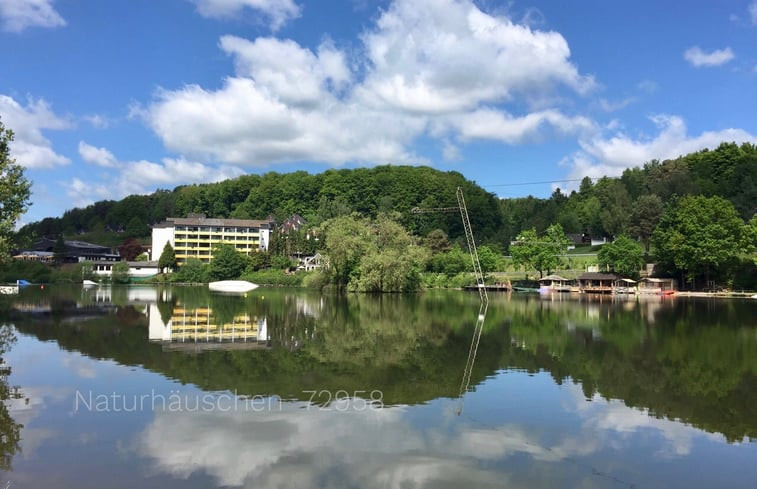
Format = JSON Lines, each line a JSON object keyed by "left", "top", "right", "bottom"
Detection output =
{"left": 209, "top": 244, "right": 245, "bottom": 281}
{"left": 0, "top": 118, "right": 31, "bottom": 262}
{"left": 597, "top": 235, "right": 645, "bottom": 278}
{"left": 53, "top": 235, "right": 67, "bottom": 264}
{"left": 628, "top": 194, "right": 664, "bottom": 257}
{"left": 510, "top": 224, "right": 570, "bottom": 278}
{"left": 652, "top": 196, "right": 745, "bottom": 288}
{"left": 424, "top": 229, "right": 451, "bottom": 253}
{"left": 158, "top": 242, "right": 176, "bottom": 273}
{"left": 174, "top": 258, "right": 208, "bottom": 283}
{"left": 111, "top": 261, "right": 130, "bottom": 284}
{"left": 118, "top": 238, "right": 143, "bottom": 261}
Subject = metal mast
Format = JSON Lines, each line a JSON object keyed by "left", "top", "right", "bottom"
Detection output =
{"left": 411, "top": 186, "right": 488, "bottom": 303}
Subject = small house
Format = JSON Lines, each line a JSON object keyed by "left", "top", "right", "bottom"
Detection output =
{"left": 578, "top": 272, "right": 618, "bottom": 294}
{"left": 638, "top": 277, "right": 677, "bottom": 295}
{"left": 538, "top": 274, "right": 575, "bottom": 292}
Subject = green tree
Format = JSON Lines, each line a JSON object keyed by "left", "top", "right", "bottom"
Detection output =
{"left": 511, "top": 224, "right": 570, "bottom": 278}
{"left": 628, "top": 194, "right": 664, "bottom": 257}
{"left": 320, "top": 215, "right": 373, "bottom": 288}
{"left": 158, "top": 242, "right": 176, "bottom": 273}
{"left": 209, "top": 244, "right": 246, "bottom": 280}
{"left": 424, "top": 229, "right": 451, "bottom": 253}
{"left": 652, "top": 196, "right": 745, "bottom": 287}
{"left": 597, "top": 235, "right": 645, "bottom": 278}
{"left": 174, "top": 258, "right": 209, "bottom": 283}
{"left": 0, "top": 118, "right": 31, "bottom": 262}
{"left": 53, "top": 235, "right": 66, "bottom": 264}
{"left": 111, "top": 261, "right": 130, "bottom": 284}
{"left": 476, "top": 245, "right": 500, "bottom": 274}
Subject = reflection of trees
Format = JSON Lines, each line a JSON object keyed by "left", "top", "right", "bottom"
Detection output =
{"left": 6, "top": 286, "right": 757, "bottom": 441}
{"left": 0, "top": 324, "right": 23, "bottom": 470}
{"left": 504, "top": 298, "right": 757, "bottom": 442}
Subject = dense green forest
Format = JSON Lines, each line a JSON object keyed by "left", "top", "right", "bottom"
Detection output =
{"left": 17, "top": 142, "right": 756, "bottom": 245}
{"left": 12, "top": 141, "right": 757, "bottom": 289}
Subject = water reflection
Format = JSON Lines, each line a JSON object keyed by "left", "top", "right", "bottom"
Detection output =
{"left": 1, "top": 286, "right": 756, "bottom": 488}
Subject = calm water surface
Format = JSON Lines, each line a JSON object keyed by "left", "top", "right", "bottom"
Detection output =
{"left": 0, "top": 285, "right": 755, "bottom": 488}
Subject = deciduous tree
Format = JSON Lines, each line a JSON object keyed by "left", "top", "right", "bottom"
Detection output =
{"left": 0, "top": 118, "right": 31, "bottom": 262}
{"left": 652, "top": 196, "right": 745, "bottom": 287}
{"left": 598, "top": 235, "right": 645, "bottom": 278}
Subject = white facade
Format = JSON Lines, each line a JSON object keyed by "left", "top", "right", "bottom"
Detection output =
{"left": 151, "top": 226, "right": 175, "bottom": 261}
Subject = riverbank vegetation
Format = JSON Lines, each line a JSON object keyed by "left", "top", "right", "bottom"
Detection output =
{"left": 7, "top": 141, "right": 757, "bottom": 290}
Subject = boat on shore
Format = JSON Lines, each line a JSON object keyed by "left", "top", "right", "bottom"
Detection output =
{"left": 208, "top": 280, "right": 259, "bottom": 293}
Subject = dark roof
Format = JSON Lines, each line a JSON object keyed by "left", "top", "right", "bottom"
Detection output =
{"left": 160, "top": 216, "right": 273, "bottom": 228}
{"left": 578, "top": 272, "right": 618, "bottom": 280}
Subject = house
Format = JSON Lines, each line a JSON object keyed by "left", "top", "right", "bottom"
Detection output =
{"left": 92, "top": 261, "right": 160, "bottom": 280}
{"left": 638, "top": 277, "right": 677, "bottom": 295}
{"left": 28, "top": 237, "right": 119, "bottom": 263}
{"left": 538, "top": 274, "right": 575, "bottom": 292}
{"left": 298, "top": 253, "right": 324, "bottom": 272}
{"left": 151, "top": 214, "right": 273, "bottom": 265}
{"left": 577, "top": 272, "right": 618, "bottom": 293}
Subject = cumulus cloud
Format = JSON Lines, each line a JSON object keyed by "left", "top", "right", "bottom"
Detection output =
{"left": 65, "top": 145, "right": 245, "bottom": 208}
{"left": 0, "top": 0, "right": 65, "bottom": 32}
{"left": 191, "top": 0, "right": 300, "bottom": 30}
{"left": 0, "top": 94, "right": 71, "bottom": 168}
{"left": 561, "top": 114, "right": 757, "bottom": 181}
{"left": 146, "top": 0, "right": 594, "bottom": 168}
{"left": 78, "top": 141, "right": 118, "bottom": 167}
{"left": 449, "top": 108, "right": 595, "bottom": 143}
{"left": 683, "top": 46, "right": 735, "bottom": 67}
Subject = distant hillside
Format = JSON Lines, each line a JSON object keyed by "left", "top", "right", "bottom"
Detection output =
{"left": 16, "top": 166, "right": 505, "bottom": 247}
{"left": 15, "top": 142, "right": 757, "bottom": 250}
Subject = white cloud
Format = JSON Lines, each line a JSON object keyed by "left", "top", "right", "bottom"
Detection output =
{"left": 0, "top": 0, "right": 65, "bottom": 32}
{"left": 146, "top": 0, "right": 594, "bottom": 168}
{"left": 750, "top": 1, "right": 757, "bottom": 24}
{"left": 191, "top": 0, "right": 300, "bottom": 30}
{"left": 358, "top": 0, "right": 594, "bottom": 114}
{"left": 83, "top": 114, "right": 111, "bottom": 129}
{"left": 65, "top": 142, "right": 245, "bottom": 208}
{"left": 449, "top": 108, "right": 595, "bottom": 144}
{"left": 561, "top": 114, "right": 757, "bottom": 181}
{"left": 683, "top": 46, "right": 735, "bottom": 67}
{"left": 0, "top": 94, "right": 71, "bottom": 168}
{"left": 598, "top": 97, "right": 635, "bottom": 112}
{"left": 78, "top": 141, "right": 118, "bottom": 167}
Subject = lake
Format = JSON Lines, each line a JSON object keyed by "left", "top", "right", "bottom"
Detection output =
{"left": 0, "top": 285, "right": 756, "bottom": 488}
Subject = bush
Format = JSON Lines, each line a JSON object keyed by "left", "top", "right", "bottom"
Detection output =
{"left": 241, "top": 269, "right": 306, "bottom": 287}
{"left": 0, "top": 260, "right": 51, "bottom": 283}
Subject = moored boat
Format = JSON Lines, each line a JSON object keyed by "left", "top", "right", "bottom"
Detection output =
{"left": 208, "top": 280, "right": 259, "bottom": 293}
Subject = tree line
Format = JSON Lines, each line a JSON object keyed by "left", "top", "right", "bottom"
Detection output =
{"left": 8, "top": 140, "right": 757, "bottom": 290}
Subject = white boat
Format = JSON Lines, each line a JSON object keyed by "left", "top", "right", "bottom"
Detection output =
{"left": 208, "top": 280, "right": 259, "bottom": 293}
{"left": 0, "top": 285, "right": 19, "bottom": 295}
{"left": 82, "top": 280, "right": 98, "bottom": 286}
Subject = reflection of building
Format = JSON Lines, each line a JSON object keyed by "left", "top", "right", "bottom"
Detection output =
{"left": 151, "top": 214, "right": 272, "bottom": 265}
{"left": 148, "top": 304, "right": 269, "bottom": 352}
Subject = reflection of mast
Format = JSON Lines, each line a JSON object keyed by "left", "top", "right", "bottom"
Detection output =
{"left": 456, "top": 302, "right": 487, "bottom": 415}
{"left": 412, "top": 186, "right": 489, "bottom": 414}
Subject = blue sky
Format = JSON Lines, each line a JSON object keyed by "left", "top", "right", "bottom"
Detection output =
{"left": 1, "top": 0, "right": 755, "bottom": 224}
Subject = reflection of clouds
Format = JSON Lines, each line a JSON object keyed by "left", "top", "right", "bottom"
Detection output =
{"left": 6, "top": 386, "right": 70, "bottom": 458}
{"left": 137, "top": 402, "right": 531, "bottom": 488}
{"left": 569, "top": 385, "right": 725, "bottom": 456}
{"left": 61, "top": 355, "right": 97, "bottom": 379}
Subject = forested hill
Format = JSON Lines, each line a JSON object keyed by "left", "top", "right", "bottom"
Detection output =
{"left": 17, "top": 166, "right": 504, "bottom": 247}
{"left": 16, "top": 141, "right": 757, "bottom": 249}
